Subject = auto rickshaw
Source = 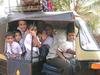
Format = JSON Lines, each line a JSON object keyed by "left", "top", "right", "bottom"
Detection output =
{"left": 0, "top": 0, "right": 100, "bottom": 75}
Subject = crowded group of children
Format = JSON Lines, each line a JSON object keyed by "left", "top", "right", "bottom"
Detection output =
{"left": 4, "top": 20, "right": 54, "bottom": 61}
{"left": 4, "top": 20, "right": 77, "bottom": 75}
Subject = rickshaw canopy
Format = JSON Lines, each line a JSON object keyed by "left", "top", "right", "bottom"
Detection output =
{"left": 8, "top": 11, "right": 75, "bottom": 22}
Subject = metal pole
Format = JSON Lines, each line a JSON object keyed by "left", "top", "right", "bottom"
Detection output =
{"left": 8, "top": 0, "right": 11, "bottom": 13}
{"left": 31, "top": 36, "right": 33, "bottom": 63}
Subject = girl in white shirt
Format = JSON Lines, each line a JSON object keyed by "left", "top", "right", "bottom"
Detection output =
{"left": 24, "top": 25, "right": 41, "bottom": 62}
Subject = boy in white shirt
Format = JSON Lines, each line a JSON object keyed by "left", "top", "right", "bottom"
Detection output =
{"left": 46, "top": 24, "right": 76, "bottom": 75}
{"left": 5, "top": 32, "right": 22, "bottom": 59}
{"left": 57, "top": 31, "right": 76, "bottom": 63}
{"left": 14, "top": 30, "right": 23, "bottom": 49}
{"left": 14, "top": 30, "right": 26, "bottom": 57}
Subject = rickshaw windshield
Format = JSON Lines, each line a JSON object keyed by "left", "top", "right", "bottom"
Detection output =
{"left": 76, "top": 17, "right": 100, "bottom": 50}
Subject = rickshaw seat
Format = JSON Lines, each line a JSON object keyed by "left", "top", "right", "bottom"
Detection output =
{"left": 42, "top": 63, "right": 61, "bottom": 75}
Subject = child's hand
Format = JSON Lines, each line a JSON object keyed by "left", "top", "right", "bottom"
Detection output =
{"left": 33, "top": 37, "right": 41, "bottom": 47}
{"left": 65, "top": 59, "right": 70, "bottom": 63}
{"left": 33, "top": 37, "right": 38, "bottom": 46}
{"left": 62, "top": 58, "right": 70, "bottom": 63}
{"left": 12, "top": 54, "right": 17, "bottom": 58}
{"left": 67, "top": 49, "right": 76, "bottom": 55}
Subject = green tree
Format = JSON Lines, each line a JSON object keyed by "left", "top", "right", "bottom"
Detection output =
{"left": 0, "top": 0, "right": 3, "bottom": 4}
{"left": 52, "top": 0, "right": 70, "bottom": 11}
{"left": 52, "top": 0, "right": 100, "bottom": 32}
{"left": 74, "top": 0, "right": 100, "bottom": 32}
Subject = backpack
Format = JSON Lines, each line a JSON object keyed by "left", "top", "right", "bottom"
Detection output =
{"left": 39, "top": 45, "right": 49, "bottom": 62}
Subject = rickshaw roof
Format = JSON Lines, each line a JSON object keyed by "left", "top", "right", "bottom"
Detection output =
{"left": 8, "top": 11, "right": 75, "bottom": 22}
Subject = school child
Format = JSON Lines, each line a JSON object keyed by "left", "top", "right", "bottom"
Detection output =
{"left": 24, "top": 25, "right": 41, "bottom": 62}
{"left": 14, "top": 30, "right": 23, "bottom": 48}
{"left": 4, "top": 32, "right": 22, "bottom": 59}
{"left": 24, "top": 25, "right": 41, "bottom": 75}
{"left": 17, "top": 20, "right": 28, "bottom": 39}
{"left": 37, "top": 30, "right": 42, "bottom": 42}
{"left": 45, "top": 25, "right": 54, "bottom": 37}
{"left": 56, "top": 31, "right": 76, "bottom": 75}
{"left": 17, "top": 20, "right": 28, "bottom": 57}
{"left": 14, "top": 30, "right": 26, "bottom": 57}
{"left": 46, "top": 24, "right": 77, "bottom": 75}
{"left": 41, "top": 30, "right": 54, "bottom": 48}
{"left": 39, "top": 30, "right": 54, "bottom": 72}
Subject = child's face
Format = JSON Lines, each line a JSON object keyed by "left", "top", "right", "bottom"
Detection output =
{"left": 37, "top": 33, "right": 42, "bottom": 40}
{"left": 41, "top": 32, "right": 48, "bottom": 41}
{"left": 29, "top": 28, "right": 37, "bottom": 36}
{"left": 18, "top": 21, "right": 27, "bottom": 32}
{"left": 45, "top": 27, "right": 53, "bottom": 36}
{"left": 5, "top": 36, "right": 14, "bottom": 44}
{"left": 15, "top": 33, "right": 22, "bottom": 42}
{"left": 67, "top": 32, "right": 76, "bottom": 41}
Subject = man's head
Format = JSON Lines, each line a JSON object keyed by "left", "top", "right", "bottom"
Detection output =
{"left": 18, "top": 20, "right": 27, "bottom": 32}
{"left": 5, "top": 32, "right": 14, "bottom": 44}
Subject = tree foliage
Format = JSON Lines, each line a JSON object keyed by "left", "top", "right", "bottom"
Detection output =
{"left": 52, "top": 0, "right": 100, "bottom": 32}
{"left": 0, "top": 0, "right": 3, "bottom": 4}
{"left": 52, "top": 0, "right": 70, "bottom": 11}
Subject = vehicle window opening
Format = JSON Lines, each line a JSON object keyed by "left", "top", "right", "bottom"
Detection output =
{"left": 5, "top": 20, "right": 75, "bottom": 61}
{"left": 78, "top": 20, "right": 99, "bottom": 50}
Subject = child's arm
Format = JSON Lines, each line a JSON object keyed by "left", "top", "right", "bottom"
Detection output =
{"left": 33, "top": 37, "right": 41, "bottom": 48}
{"left": 6, "top": 53, "right": 16, "bottom": 59}
{"left": 24, "top": 34, "right": 32, "bottom": 51}
{"left": 57, "top": 49, "right": 70, "bottom": 63}
{"left": 66, "top": 49, "right": 76, "bottom": 55}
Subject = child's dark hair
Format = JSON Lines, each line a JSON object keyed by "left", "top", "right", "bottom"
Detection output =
{"left": 45, "top": 25, "right": 53, "bottom": 30}
{"left": 66, "top": 31, "right": 75, "bottom": 36}
{"left": 5, "top": 32, "right": 14, "bottom": 38}
{"left": 14, "top": 30, "right": 22, "bottom": 37}
{"left": 28, "top": 25, "right": 37, "bottom": 31}
{"left": 66, "top": 22, "right": 75, "bottom": 35}
{"left": 18, "top": 20, "right": 27, "bottom": 25}
{"left": 37, "top": 30, "right": 42, "bottom": 35}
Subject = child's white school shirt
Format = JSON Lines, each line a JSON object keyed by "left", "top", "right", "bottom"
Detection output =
{"left": 58, "top": 41, "right": 75, "bottom": 59}
{"left": 5, "top": 42, "right": 22, "bottom": 58}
